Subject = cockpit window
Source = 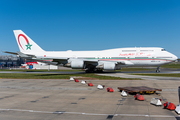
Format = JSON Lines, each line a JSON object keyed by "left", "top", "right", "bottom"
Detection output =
{"left": 161, "top": 49, "right": 166, "bottom": 51}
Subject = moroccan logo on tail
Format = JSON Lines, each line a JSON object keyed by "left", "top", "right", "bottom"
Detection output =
{"left": 18, "top": 34, "right": 32, "bottom": 50}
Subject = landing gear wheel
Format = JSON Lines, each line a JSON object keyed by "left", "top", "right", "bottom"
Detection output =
{"left": 85, "top": 70, "right": 94, "bottom": 73}
{"left": 156, "top": 70, "right": 160, "bottom": 73}
{"left": 96, "top": 69, "right": 103, "bottom": 73}
{"left": 156, "top": 66, "right": 160, "bottom": 73}
{"left": 85, "top": 68, "right": 94, "bottom": 73}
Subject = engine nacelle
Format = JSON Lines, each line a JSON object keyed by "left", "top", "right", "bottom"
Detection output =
{"left": 71, "top": 60, "right": 84, "bottom": 69}
{"left": 103, "top": 62, "right": 116, "bottom": 70}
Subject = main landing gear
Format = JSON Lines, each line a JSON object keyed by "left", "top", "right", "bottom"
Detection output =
{"left": 156, "top": 66, "right": 160, "bottom": 73}
{"left": 85, "top": 65, "right": 104, "bottom": 73}
{"left": 85, "top": 69, "right": 103, "bottom": 73}
{"left": 85, "top": 65, "right": 95, "bottom": 73}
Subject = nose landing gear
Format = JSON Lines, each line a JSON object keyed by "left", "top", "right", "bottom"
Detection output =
{"left": 156, "top": 66, "right": 160, "bottom": 73}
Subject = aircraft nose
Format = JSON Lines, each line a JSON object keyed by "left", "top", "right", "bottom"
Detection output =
{"left": 173, "top": 54, "right": 178, "bottom": 61}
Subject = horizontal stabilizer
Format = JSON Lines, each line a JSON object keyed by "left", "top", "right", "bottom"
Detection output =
{"left": 3, "top": 51, "right": 18, "bottom": 55}
{"left": 4, "top": 51, "right": 36, "bottom": 58}
{"left": 17, "top": 52, "right": 36, "bottom": 58}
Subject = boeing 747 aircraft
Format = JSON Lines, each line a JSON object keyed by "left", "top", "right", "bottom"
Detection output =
{"left": 5, "top": 30, "right": 178, "bottom": 73}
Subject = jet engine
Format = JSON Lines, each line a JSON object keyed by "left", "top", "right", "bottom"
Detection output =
{"left": 96, "top": 62, "right": 116, "bottom": 70}
{"left": 71, "top": 60, "right": 84, "bottom": 69}
{"left": 103, "top": 62, "right": 116, "bottom": 70}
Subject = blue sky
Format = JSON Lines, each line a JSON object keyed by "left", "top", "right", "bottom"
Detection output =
{"left": 0, "top": 0, "right": 180, "bottom": 57}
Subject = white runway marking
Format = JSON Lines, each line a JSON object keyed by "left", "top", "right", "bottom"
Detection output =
{"left": 0, "top": 108, "right": 178, "bottom": 118}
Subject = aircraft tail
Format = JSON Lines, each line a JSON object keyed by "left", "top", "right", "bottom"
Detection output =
{"left": 13, "top": 30, "right": 44, "bottom": 53}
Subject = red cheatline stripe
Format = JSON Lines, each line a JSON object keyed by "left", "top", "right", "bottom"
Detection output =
{"left": 99, "top": 59, "right": 173, "bottom": 62}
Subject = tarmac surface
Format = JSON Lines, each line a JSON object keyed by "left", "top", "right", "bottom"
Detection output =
{"left": 0, "top": 78, "right": 180, "bottom": 120}
{"left": 0, "top": 67, "right": 180, "bottom": 75}
{"left": 97, "top": 73, "right": 180, "bottom": 80}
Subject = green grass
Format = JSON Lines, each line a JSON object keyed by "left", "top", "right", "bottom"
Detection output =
{"left": 0, "top": 67, "right": 153, "bottom": 72}
{"left": 0, "top": 73, "right": 140, "bottom": 80}
{"left": 0, "top": 69, "right": 83, "bottom": 72}
{"left": 0, "top": 62, "right": 179, "bottom": 79}
{"left": 161, "top": 62, "right": 180, "bottom": 69}
{"left": 132, "top": 73, "right": 180, "bottom": 77}
{"left": 117, "top": 67, "right": 153, "bottom": 71}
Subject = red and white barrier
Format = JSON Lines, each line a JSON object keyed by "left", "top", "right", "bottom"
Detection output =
{"left": 81, "top": 81, "right": 86, "bottom": 84}
{"left": 135, "top": 94, "right": 144, "bottom": 101}
{"left": 74, "top": 79, "right": 79, "bottom": 82}
{"left": 70, "top": 77, "right": 74, "bottom": 81}
{"left": 97, "top": 85, "right": 105, "bottom": 90}
{"left": 121, "top": 90, "right": 127, "bottom": 97}
{"left": 150, "top": 98, "right": 162, "bottom": 106}
{"left": 88, "top": 83, "right": 93, "bottom": 86}
{"left": 107, "top": 87, "right": 114, "bottom": 92}
{"left": 164, "top": 102, "right": 176, "bottom": 110}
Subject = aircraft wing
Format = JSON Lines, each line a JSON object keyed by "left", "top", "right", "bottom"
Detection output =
{"left": 83, "top": 59, "right": 134, "bottom": 65}
{"left": 71, "top": 59, "right": 134, "bottom": 66}
{"left": 4, "top": 51, "right": 134, "bottom": 67}
{"left": 38, "top": 58, "right": 98, "bottom": 67}
{"left": 83, "top": 59, "right": 134, "bottom": 67}
{"left": 83, "top": 59, "right": 99, "bottom": 63}
{"left": 117, "top": 60, "right": 134, "bottom": 65}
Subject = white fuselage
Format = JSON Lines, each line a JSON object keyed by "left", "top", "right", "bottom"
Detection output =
{"left": 27, "top": 47, "right": 177, "bottom": 67}
{"left": 11, "top": 30, "right": 178, "bottom": 72}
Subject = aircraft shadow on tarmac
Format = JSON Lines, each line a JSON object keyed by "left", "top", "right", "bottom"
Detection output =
{"left": 103, "top": 68, "right": 180, "bottom": 74}
{"left": 1, "top": 68, "right": 179, "bottom": 74}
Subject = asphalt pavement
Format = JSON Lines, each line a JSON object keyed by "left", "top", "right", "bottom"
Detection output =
{"left": 0, "top": 78, "right": 179, "bottom": 120}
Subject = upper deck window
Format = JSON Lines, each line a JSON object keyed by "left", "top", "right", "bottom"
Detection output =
{"left": 122, "top": 50, "right": 136, "bottom": 52}
{"left": 161, "top": 49, "right": 166, "bottom": 51}
{"left": 140, "top": 50, "right": 154, "bottom": 52}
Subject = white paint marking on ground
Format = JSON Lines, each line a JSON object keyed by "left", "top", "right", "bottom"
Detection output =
{"left": 0, "top": 86, "right": 96, "bottom": 91}
{"left": 0, "top": 108, "right": 178, "bottom": 118}
{"left": 162, "top": 89, "right": 178, "bottom": 91}
{"left": 97, "top": 73, "right": 180, "bottom": 80}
